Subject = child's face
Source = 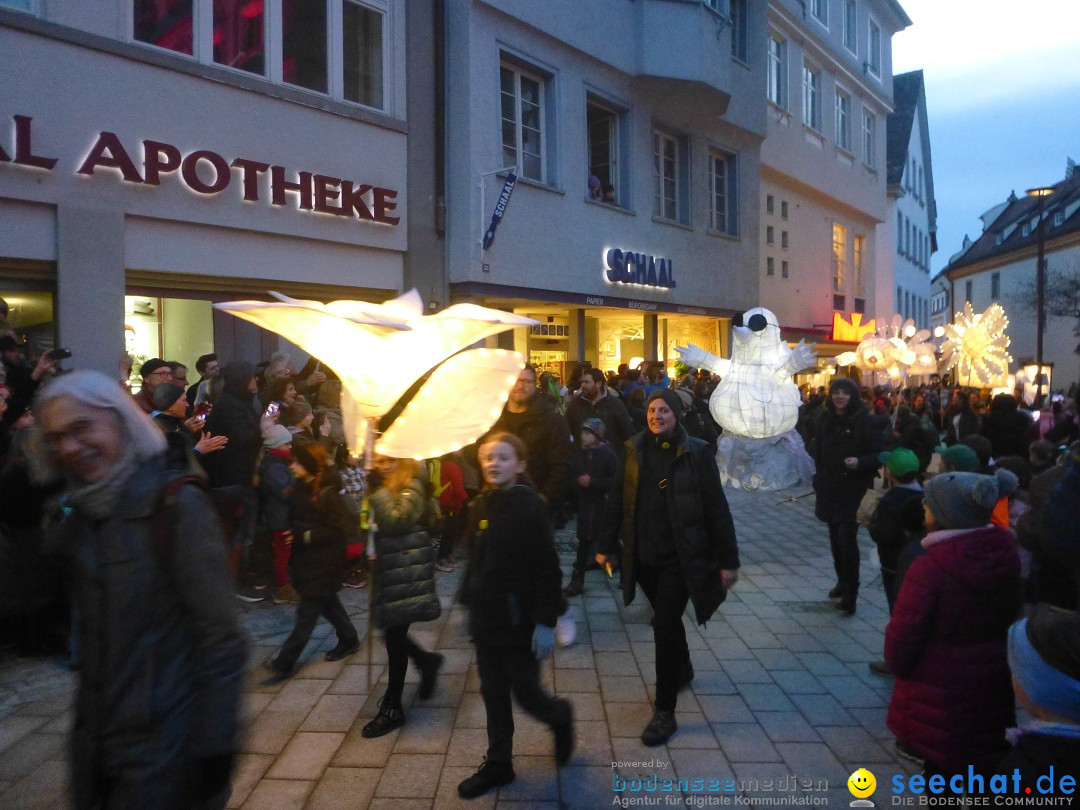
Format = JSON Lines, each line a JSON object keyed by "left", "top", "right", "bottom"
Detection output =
{"left": 580, "top": 430, "right": 597, "bottom": 448}
{"left": 479, "top": 440, "right": 525, "bottom": 489}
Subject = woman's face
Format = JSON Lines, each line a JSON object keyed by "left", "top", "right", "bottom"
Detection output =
{"left": 479, "top": 440, "right": 525, "bottom": 489}
{"left": 289, "top": 459, "right": 308, "bottom": 479}
{"left": 831, "top": 387, "right": 851, "bottom": 413}
{"left": 284, "top": 383, "right": 298, "bottom": 405}
{"left": 301, "top": 410, "right": 314, "bottom": 429}
{"left": 38, "top": 399, "right": 126, "bottom": 484}
{"left": 647, "top": 399, "right": 677, "bottom": 435}
{"left": 373, "top": 455, "right": 398, "bottom": 477}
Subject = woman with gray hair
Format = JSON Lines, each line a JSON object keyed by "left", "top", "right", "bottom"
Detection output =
{"left": 32, "top": 370, "right": 246, "bottom": 810}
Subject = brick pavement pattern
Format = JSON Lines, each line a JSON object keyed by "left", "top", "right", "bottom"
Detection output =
{"left": 0, "top": 486, "right": 924, "bottom": 808}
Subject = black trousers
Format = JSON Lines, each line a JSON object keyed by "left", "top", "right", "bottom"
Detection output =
{"left": 475, "top": 643, "right": 570, "bottom": 764}
{"left": 827, "top": 521, "right": 861, "bottom": 598}
{"left": 383, "top": 623, "right": 432, "bottom": 702}
{"left": 276, "top": 592, "right": 358, "bottom": 670}
{"left": 635, "top": 561, "right": 692, "bottom": 712}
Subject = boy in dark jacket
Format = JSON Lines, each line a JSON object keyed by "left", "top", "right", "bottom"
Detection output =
{"left": 564, "top": 418, "right": 617, "bottom": 597}
{"left": 869, "top": 448, "right": 925, "bottom": 613}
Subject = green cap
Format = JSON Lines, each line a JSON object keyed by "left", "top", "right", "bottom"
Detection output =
{"left": 935, "top": 444, "right": 979, "bottom": 473}
{"left": 878, "top": 447, "right": 920, "bottom": 478}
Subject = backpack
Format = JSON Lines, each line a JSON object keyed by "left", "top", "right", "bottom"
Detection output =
{"left": 153, "top": 476, "right": 243, "bottom": 581}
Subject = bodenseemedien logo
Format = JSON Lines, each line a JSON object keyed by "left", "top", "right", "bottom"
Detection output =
{"left": 849, "top": 768, "right": 877, "bottom": 807}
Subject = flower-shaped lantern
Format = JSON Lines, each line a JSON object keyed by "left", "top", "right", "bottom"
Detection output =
{"left": 939, "top": 302, "right": 1012, "bottom": 388}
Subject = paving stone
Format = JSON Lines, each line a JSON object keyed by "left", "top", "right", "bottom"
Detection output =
{"left": 697, "top": 694, "right": 756, "bottom": 724}
{"left": 770, "top": 669, "right": 828, "bottom": 694}
{"left": 493, "top": 754, "right": 559, "bottom": 802}
{"left": 722, "top": 658, "right": 774, "bottom": 684}
{"left": 599, "top": 675, "right": 649, "bottom": 704}
{"left": 0, "top": 715, "right": 48, "bottom": 754}
{"left": 444, "top": 727, "right": 489, "bottom": 766}
{"left": 266, "top": 731, "right": 345, "bottom": 780}
{"left": 265, "top": 678, "right": 331, "bottom": 713}
{"left": 666, "top": 711, "right": 719, "bottom": 749}
{"left": 737, "top": 682, "right": 796, "bottom": 711}
{"left": 561, "top": 765, "right": 620, "bottom": 809}
{"left": 240, "top": 710, "right": 308, "bottom": 756}
{"left": 789, "top": 692, "right": 858, "bottom": 727}
{"left": 331, "top": 718, "right": 399, "bottom": 768}
{"left": 225, "top": 753, "right": 274, "bottom": 808}
{"left": 237, "top": 777, "right": 313, "bottom": 809}
{"left": 774, "top": 741, "right": 848, "bottom": 783}
{"left": 821, "top": 675, "right": 888, "bottom": 709}
{"left": 590, "top": 630, "right": 631, "bottom": 652}
{"left": 0, "top": 759, "right": 71, "bottom": 810}
{"left": 0, "top": 731, "right": 65, "bottom": 780}
{"left": 816, "top": 726, "right": 895, "bottom": 762}
{"left": 392, "top": 706, "right": 455, "bottom": 754}
{"left": 563, "top": 691, "right": 606, "bottom": 721}
{"left": 305, "top": 766, "right": 380, "bottom": 809}
{"left": 373, "top": 752, "right": 443, "bottom": 798}
{"left": 326, "top": 663, "right": 380, "bottom": 695}
{"left": 299, "top": 694, "right": 362, "bottom": 733}
{"left": 689, "top": 669, "right": 737, "bottom": 695}
{"left": 554, "top": 667, "right": 599, "bottom": 692}
{"left": 712, "top": 722, "right": 783, "bottom": 762}
{"left": 755, "top": 710, "right": 821, "bottom": 742}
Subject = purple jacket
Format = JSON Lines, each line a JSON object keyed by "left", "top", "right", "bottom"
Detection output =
{"left": 885, "top": 524, "right": 1020, "bottom": 773}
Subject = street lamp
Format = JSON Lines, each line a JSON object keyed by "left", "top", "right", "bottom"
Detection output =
{"left": 1025, "top": 185, "right": 1055, "bottom": 405}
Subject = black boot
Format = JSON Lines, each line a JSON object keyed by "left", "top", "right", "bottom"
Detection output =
{"left": 458, "top": 758, "right": 515, "bottom": 798}
{"left": 828, "top": 583, "right": 844, "bottom": 600}
{"left": 361, "top": 695, "right": 405, "bottom": 738}
{"left": 552, "top": 700, "right": 575, "bottom": 765}
{"left": 563, "top": 570, "right": 585, "bottom": 597}
{"left": 641, "top": 709, "right": 678, "bottom": 746}
{"left": 417, "top": 652, "right": 444, "bottom": 700}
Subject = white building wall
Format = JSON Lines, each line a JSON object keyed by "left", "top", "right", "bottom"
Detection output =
{"left": 891, "top": 110, "right": 932, "bottom": 328}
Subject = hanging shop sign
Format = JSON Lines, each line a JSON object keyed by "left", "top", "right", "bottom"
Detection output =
{"left": 482, "top": 171, "right": 517, "bottom": 250}
{"left": 604, "top": 248, "right": 676, "bottom": 289}
{"left": 0, "top": 114, "right": 400, "bottom": 225}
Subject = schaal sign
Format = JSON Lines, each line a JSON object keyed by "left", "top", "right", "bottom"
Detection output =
{"left": 604, "top": 248, "right": 676, "bottom": 289}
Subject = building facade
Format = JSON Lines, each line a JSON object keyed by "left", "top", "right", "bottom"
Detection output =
{"left": 758, "top": 0, "right": 910, "bottom": 357}
{"left": 1, "top": 0, "right": 411, "bottom": 376}
{"left": 941, "top": 165, "right": 1080, "bottom": 389}
{"left": 929, "top": 272, "right": 949, "bottom": 333}
{"left": 880, "top": 69, "right": 935, "bottom": 330}
{"left": 442, "top": 0, "right": 768, "bottom": 379}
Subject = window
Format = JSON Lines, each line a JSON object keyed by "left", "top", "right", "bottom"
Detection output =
{"left": 1054, "top": 210, "right": 1065, "bottom": 227}
{"left": 131, "top": 0, "right": 389, "bottom": 109}
{"left": 767, "top": 257, "right": 775, "bottom": 276}
{"left": 781, "top": 200, "right": 789, "bottom": 219}
{"left": 896, "top": 212, "right": 903, "bottom": 254}
{"left": 834, "top": 294, "right": 846, "bottom": 310}
{"left": 767, "top": 35, "right": 788, "bottom": 108}
{"left": 708, "top": 149, "right": 738, "bottom": 235}
{"left": 803, "top": 64, "right": 821, "bottom": 131}
{"left": 965, "top": 280, "right": 973, "bottom": 303}
{"left": 587, "top": 96, "right": 626, "bottom": 205}
{"left": 730, "top": 0, "right": 749, "bottom": 62}
{"left": 832, "top": 223, "right": 846, "bottom": 292}
{"left": 702, "top": 0, "right": 728, "bottom": 13}
{"left": 766, "top": 225, "right": 775, "bottom": 245}
{"left": 844, "top": 1, "right": 857, "bottom": 51}
{"left": 862, "top": 110, "right": 876, "bottom": 167}
{"left": 991, "top": 272, "right": 1001, "bottom": 300}
{"left": 854, "top": 297, "right": 865, "bottom": 314}
{"left": 0, "top": 0, "right": 33, "bottom": 8}
{"left": 781, "top": 230, "right": 789, "bottom": 249}
{"left": 853, "top": 234, "right": 865, "bottom": 293}
{"left": 653, "top": 129, "right": 689, "bottom": 223}
{"left": 835, "top": 88, "right": 851, "bottom": 151}
{"left": 501, "top": 63, "right": 545, "bottom": 182}
{"left": 867, "top": 18, "right": 881, "bottom": 76}
{"left": 782, "top": 260, "right": 789, "bottom": 278}
{"left": 897, "top": 286, "right": 902, "bottom": 310}
{"left": 1022, "top": 222, "right": 1031, "bottom": 237}
{"left": 811, "top": 0, "right": 828, "bottom": 26}
{"left": 766, "top": 194, "right": 775, "bottom": 215}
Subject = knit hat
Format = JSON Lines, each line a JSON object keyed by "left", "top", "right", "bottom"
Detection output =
{"left": 581, "top": 417, "right": 606, "bottom": 440}
{"left": 828, "top": 377, "right": 861, "bottom": 399}
{"left": 674, "top": 389, "right": 694, "bottom": 414}
{"left": 152, "top": 383, "right": 186, "bottom": 412}
{"left": 1008, "top": 605, "right": 1080, "bottom": 722}
{"left": 936, "top": 444, "right": 979, "bottom": 472}
{"left": 646, "top": 388, "right": 683, "bottom": 423}
{"left": 923, "top": 469, "right": 1019, "bottom": 530}
{"left": 878, "top": 447, "right": 919, "bottom": 478}
{"left": 263, "top": 424, "right": 293, "bottom": 449}
{"left": 280, "top": 400, "right": 312, "bottom": 427}
{"left": 139, "top": 357, "right": 170, "bottom": 378}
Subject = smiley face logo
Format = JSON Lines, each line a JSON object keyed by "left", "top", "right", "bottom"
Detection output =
{"left": 848, "top": 768, "right": 876, "bottom": 798}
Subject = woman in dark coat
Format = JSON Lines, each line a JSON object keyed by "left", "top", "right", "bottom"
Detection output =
{"left": 361, "top": 455, "right": 442, "bottom": 738}
{"left": 811, "top": 377, "right": 884, "bottom": 615}
{"left": 599, "top": 389, "right": 739, "bottom": 747}
{"left": 885, "top": 469, "right": 1020, "bottom": 776}
{"left": 981, "top": 392, "right": 1033, "bottom": 460}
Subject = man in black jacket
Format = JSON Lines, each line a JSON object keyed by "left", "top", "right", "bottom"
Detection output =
{"left": 565, "top": 368, "right": 635, "bottom": 454}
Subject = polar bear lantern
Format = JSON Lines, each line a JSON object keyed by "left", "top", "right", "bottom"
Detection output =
{"left": 676, "top": 307, "right": 816, "bottom": 490}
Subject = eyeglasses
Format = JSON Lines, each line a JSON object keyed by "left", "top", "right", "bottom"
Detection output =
{"left": 148, "top": 369, "right": 172, "bottom": 378}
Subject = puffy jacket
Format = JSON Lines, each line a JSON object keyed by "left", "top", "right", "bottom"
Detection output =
{"left": 370, "top": 476, "right": 440, "bottom": 630}
{"left": 459, "top": 483, "right": 562, "bottom": 647}
{"left": 62, "top": 454, "right": 246, "bottom": 810}
{"left": 489, "top": 394, "right": 573, "bottom": 509}
{"left": 811, "top": 396, "right": 884, "bottom": 524}
{"left": 605, "top": 425, "right": 740, "bottom": 626}
{"left": 885, "top": 525, "right": 1020, "bottom": 773}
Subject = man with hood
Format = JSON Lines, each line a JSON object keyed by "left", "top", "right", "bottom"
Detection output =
{"left": 202, "top": 360, "right": 263, "bottom": 596}
{"left": 598, "top": 388, "right": 739, "bottom": 747}
{"left": 32, "top": 370, "right": 246, "bottom": 809}
{"left": 811, "top": 377, "right": 884, "bottom": 616}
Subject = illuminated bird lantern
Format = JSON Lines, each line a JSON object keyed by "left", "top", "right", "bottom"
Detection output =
{"left": 938, "top": 301, "right": 1012, "bottom": 388}
{"left": 214, "top": 290, "right": 537, "bottom": 459}
{"left": 676, "top": 307, "right": 816, "bottom": 490}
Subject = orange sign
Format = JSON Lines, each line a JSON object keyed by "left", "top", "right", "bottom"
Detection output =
{"left": 832, "top": 312, "right": 876, "bottom": 342}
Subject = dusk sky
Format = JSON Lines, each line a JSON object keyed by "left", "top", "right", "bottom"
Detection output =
{"left": 891, "top": 0, "right": 1080, "bottom": 276}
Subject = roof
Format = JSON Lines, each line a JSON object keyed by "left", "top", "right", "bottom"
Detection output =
{"left": 886, "top": 71, "right": 922, "bottom": 187}
{"left": 944, "top": 169, "right": 1080, "bottom": 274}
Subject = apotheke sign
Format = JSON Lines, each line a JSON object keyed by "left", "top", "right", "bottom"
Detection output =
{"left": 0, "top": 115, "right": 400, "bottom": 225}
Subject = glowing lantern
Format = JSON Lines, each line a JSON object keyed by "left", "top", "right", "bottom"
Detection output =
{"left": 939, "top": 302, "right": 1012, "bottom": 388}
{"left": 215, "top": 289, "right": 538, "bottom": 458}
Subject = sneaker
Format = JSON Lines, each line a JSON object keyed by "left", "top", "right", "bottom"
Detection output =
{"left": 342, "top": 570, "right": 367, "bottom": 589}
{"left": 273, "top": 583, "right": 300, "bottom": 604}
{"left": 868, "top": 660, "right": 893, "bottom": 677}
{"left": 234, "top": 584, "right": 266, "bottom": 603}
{"left": 552, "top": 701, "right": 575, "bottom": 765}
{"left": 435, "top": 560, "right": 456, "bottom": 572}
{"left": 361, "top": 696, "right": 406, "bottom": 738}
{"left": 324, "top": 639, "right": 361, "bottom": 662}
{"left": 641, "top": 709, "right": 677, "bottom": 747}
{"left": 457, "top": 758, "right": 515, "bottom": 799}
{"left": 555, "top": 606, "right": 577, "bottom": 648}
{"left": 562, "top": 571, "right": 585, "bottom": 598}
{"left": 895, "top": 741, "right": 926, "bottom": 767}
{"left": 417, "top": 652, "right": 444, "bottom": 700}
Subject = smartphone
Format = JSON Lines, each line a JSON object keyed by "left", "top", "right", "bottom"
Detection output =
{"left": 265, "top": 401, "right": 280, "bottom": 419}
{"left": 50, "top": 348, "right": 73, "bottom": 360}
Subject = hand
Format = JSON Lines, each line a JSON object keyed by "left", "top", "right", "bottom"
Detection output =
{"left": 195, "top": 431, "right": 228, "bottom": 455}
{"left": 577, "top": 473, "right": 591, "bottom": 487}
{"left": 674, "top": 343, "right": 710, "bottom": 371}
{"left": 532, "top": 624, "right": 555, "bottom": 661}
{"left": 282, "top": 530, "right": 294, "bottom": 547}
{"left": 319, "top": 420, "right": 331, "bottom": 437}
{"left": 119, "top": 352, "right": 134, "bottom": 379}
{"left": 595, "top": 553, "right": 607, "bottom": 568}
{"left": 721, "top": 569, "right": 739, "bottom": 590}
{"left": 184, "top": 415, "right": 204, "bottom": 434}
{"left": 306, "top": 370, "right": 327, "bottom": 387}
{"left": 260, "top": 412, "right": 279, "bottom": 433}
{"left": 844, "top": 457, "right": 859, "bottom": 470}
{"left": 31, "top": 351, "right": 59, "bottom": 381}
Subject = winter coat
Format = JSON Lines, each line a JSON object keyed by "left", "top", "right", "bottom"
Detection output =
{"left": 258, "top": 448, "right": 293, "bottom": 533}
{"left": 997, "top": 731, "right": 1080, "bottom": 794}
{"left": 459, "top": 483, "right": 563, "bottom": 648}
{"left": 1042, "top": 462, "right": 1080, "bottom": 607}
{"left": 566, "top": 388, "right": 635, "bottom": 451}
{"left": 605, "top": 425, "right": 740, "bottom": 626}
{"left": 201, "top": 363, "right": 260, "bottom": 489}
{"left": 893, "top": 407, "right": 937, "bottom": 472}
{"left": 982, "top": 394, "right": 1034, "bottom": 459}
{"left": 61, "top": 454, "right": 246, "bottom": 810}
{"left": 868, "top": 484, "right": 924, "bottom": 572}
{"left": 885, "top": 525, "right": 1020, "bottom": 774}
{"left": 370, "top": 477, "right": 440, "bottom": 630}
{"left": 288, "top": 477, "right": 351, "bottom": 599}
{"left": 944, "top": 407, "right": 980, "bottom": 447}
{"left": 811, "top": 398, "right": 885, "bottom": 524}
{"left": 489, "top": 393, "right": 573, "bottom": 509}
{"left": 575, "top": 441, "right": 617, "bottom": 544}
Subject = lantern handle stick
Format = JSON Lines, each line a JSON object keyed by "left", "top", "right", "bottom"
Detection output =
{"left": 364, "top": 417, "right": 378, "bottom": 692}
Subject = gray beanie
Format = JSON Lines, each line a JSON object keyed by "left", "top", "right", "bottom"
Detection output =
{"left": 646, "top": 388, "right": 683, "bottom": 423}
{"left": 924, "top": 468, "right": 1019, "bottom": 530}
{"left": 263, "top": 424, "right": 293, "bottom": 449}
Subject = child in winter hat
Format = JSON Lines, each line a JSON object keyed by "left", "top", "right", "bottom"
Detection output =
{"left": 923, "top": 468, "right": 1019, "bottom": 530}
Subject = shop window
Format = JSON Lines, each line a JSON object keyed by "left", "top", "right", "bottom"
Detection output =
{"left": 0, "top": 290, "right": 55, "bottom": 354}
{"left": 282, "top": 0, "right": 327, "bottom": 91}
{"left": 502, "top": 60, "right": 550, "bottom": 183}
{"left": 586, "top": 95, "right": 628, "bottom": 205}
{"left": 213, "top": 0, "right": 266, "bottom": 75}
{"left": 124, "top": 295, "right": 216, "bottom": 390}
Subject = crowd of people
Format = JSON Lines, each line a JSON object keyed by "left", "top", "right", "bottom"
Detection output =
{"left": 2, "top": 327, "right": 1080, "bottom": 804}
